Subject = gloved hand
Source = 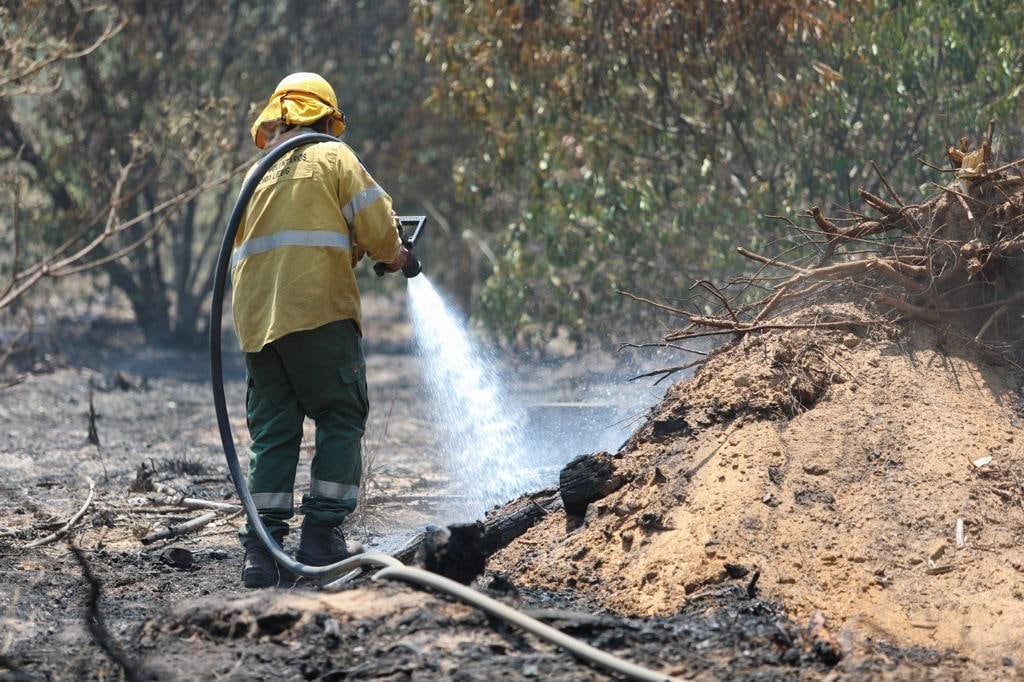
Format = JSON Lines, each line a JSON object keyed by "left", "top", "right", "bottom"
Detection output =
{"left": 383, "top": 245, "right": 412, "bottom": 273}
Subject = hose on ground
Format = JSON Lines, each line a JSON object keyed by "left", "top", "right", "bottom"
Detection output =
{"left": 210, "top": 132, "right": 675, "bottom": 681}
{"left": 373, "top": 565, "right": 676, "bottom": 681}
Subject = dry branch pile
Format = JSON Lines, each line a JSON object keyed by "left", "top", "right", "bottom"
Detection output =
{"left": 659, "top": 130, "right": 1024, "bottom": 374}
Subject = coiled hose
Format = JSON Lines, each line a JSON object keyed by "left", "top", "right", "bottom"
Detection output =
{"left": 209, "top": 132, "right": 674, "bottom": 681}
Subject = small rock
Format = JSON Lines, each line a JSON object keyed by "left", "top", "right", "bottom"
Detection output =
{"left": 652, "top": 414, "right": 690, "bottom": 438}
{"left": 802, "top": 463, "right": 830, "bottom": 476}
{"left": 322, "top": 615, "right": 341, "bottom": 643}
{"left": 159, "top": 547, "right": 194, "bottom": 570}
{"left": 842, "top": 334, "right": 861, "bottom": 349}
{"left": 928, "top": 539, "right": 948, "bottom": 562}
{"left": 724, "top": 562, "right": 750, "bottom": 579}
{"left": 734, "top": 375, "right": 752, "bottom": 388}
{"left": 639, "top": 512, "right": 670, "bottom": 531}
{"left": 778, "top": 575, "right": 797, "bottom": 584}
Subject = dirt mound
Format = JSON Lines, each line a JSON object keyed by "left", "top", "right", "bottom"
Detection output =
{"left": 491, "top": 140, "right": 1024, "bottom": 667}
{"left": 491, "top": 316, "right": 1024, "bottom": 664}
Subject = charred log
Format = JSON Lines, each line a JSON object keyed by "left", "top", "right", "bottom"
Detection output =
{"left": 559, "top": 452, "right": 625, "bottom": 517}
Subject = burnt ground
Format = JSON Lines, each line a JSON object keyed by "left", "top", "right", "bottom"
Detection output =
{"left": 0, "top": 297, "right": 980, "bottom": 680}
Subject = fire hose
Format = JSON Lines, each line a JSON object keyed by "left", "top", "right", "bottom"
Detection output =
{"left": 209, "top": 132, "right": 674, "bottom": 681}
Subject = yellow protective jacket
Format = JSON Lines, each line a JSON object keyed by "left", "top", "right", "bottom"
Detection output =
{"left": 230, "top": 139, "right": 402, "bottom": 352}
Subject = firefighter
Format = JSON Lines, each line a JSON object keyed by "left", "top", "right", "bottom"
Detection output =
{"left": 232, "top": 72, "right": 410, "bottom": 588}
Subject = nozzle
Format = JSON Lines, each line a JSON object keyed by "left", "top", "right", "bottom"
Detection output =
{"left": 401, "top": 251, "right": 422, "bottom": 278}
{"left": 373, "top": 215, "right": 426, "bottom": 277}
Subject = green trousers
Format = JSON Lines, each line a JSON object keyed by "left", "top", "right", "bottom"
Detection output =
{"left": 238, "top": 319, "right": 368, "bottom": 545}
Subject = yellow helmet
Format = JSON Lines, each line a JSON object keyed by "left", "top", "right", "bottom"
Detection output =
{"left": 250, "top": 72, "right": 346, "bottom": 148}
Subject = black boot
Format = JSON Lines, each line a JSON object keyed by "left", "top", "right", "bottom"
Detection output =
{"left": 241, "top": 537, "right": 289, "bottom": 588}
{"left": 296, "top": 517, "right": 363, "bottom": 566}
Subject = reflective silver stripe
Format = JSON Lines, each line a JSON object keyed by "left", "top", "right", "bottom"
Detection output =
{"left": 230, "top": 230, "right": 351, "bottom": 268}
{"left": 341, "top": 185, "right": 387, "bottom": 224}
{"left": 250, "top": 492, "right": 293, "bottom": 510}
{"left": 309, "top": 478, "right": 359, "bottom": 501}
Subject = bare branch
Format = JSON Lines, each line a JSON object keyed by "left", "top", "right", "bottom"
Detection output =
{"left": 616, "top": 290, "right": 689, "bottom": 316}
{"left": 628, "top": 358, "right": 706, "bottom": 383}
{"left": 0, "top": 158, "right": 251, "bottom": 311}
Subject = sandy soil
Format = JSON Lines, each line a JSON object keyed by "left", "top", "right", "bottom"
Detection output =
{"left": 492, "top": 309, "right": 1024, "bottom": 677}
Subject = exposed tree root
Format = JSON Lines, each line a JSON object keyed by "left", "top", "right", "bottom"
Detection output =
{"left": 637, "top": 131, "right": 1024, "bottom": 363}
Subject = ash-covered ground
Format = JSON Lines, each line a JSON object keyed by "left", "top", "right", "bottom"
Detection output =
{"left": 0, "top": 292, "right": 984, "bottom": 680}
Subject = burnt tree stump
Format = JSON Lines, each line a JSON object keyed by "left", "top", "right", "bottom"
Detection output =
{"left": 417, "top": 524, "right": 486, "bottom": 585}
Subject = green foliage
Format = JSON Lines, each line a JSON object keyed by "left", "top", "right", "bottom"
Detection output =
{"left": 4, "top": 1, "right": 1024, "bottom": 349}
{"left": 416, "top": 0, "right": 1024, "bottom": 348}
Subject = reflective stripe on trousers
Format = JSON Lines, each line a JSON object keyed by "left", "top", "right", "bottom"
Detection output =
{"left": 309, "top": 478, "right": 359, "bottom": 501}
{"left": 250, "top": 491, "right": 294, "bottom": 510}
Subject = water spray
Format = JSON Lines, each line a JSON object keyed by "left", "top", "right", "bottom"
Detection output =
{"left": 406, "top": 276, "right": 542, "bottom": 516}
{"left": 209, "top": 132, "right": 673, "bottom": 681}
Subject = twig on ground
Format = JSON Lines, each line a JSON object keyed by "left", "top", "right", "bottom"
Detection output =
{"left": 140, "top": 511, "right": 218, "bottom": 545}
{"left": 24, "top": 478, "right": 95, "bottom": 549}
{"left": 178, "top": 498, "right": 240, "bottom": 512}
